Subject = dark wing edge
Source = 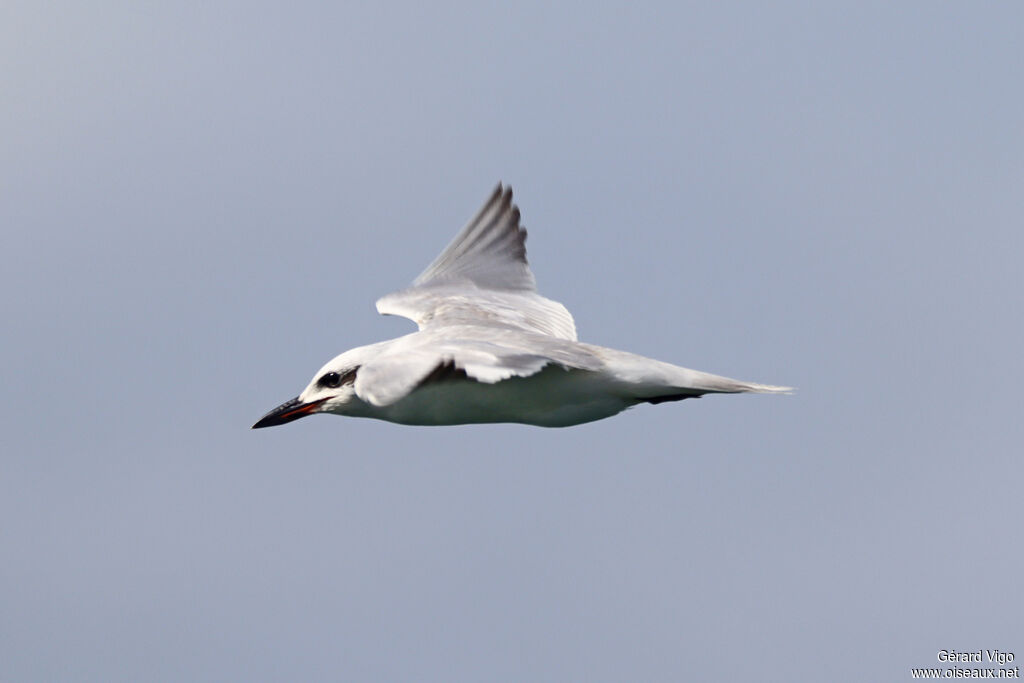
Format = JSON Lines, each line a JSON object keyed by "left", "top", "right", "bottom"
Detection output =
{"left": 412, "top": 183, "right": 536, "bottom": 291}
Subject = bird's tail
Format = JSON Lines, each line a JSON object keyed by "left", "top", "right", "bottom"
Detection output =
{"left": 612, "top": 352, "right": 793, "bottom": 403}
{"left": 721, "top": 379, "right": 794, "bottom": 394}
{"left": 669, "top": 367, "right": 794, "bottom": 396}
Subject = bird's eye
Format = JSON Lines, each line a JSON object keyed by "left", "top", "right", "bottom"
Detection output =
{"left": 319, "top": 371, "right": 342, "bottom": 388}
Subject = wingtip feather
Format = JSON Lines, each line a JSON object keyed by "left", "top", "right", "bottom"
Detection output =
{"left": 745, "top": 383, "right": 795, "bottom": 394}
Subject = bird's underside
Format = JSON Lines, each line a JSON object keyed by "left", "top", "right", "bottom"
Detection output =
{"left": 345, "top": 359, "right": 767, "bottom": 428}
{"left": 350, "top": 363, "right": 632, "bottom": 427}
{"left": 252, "top": 184, "right": 790, "bottom": 430}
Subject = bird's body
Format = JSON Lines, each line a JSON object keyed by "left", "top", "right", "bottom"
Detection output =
{"left": 254, "top": 185, "right": 789, "bottom": 430}
{"left": 344, "top": 356, "right": 628, "bottom": 428}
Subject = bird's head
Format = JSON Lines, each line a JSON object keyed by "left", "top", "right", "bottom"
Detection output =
{"left": 251, "top": 355, "right": 362, "bottom": 429}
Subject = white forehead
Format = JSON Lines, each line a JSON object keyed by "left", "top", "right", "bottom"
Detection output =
{"left": 299, "top": 342, "right": 385, "bottom": 398}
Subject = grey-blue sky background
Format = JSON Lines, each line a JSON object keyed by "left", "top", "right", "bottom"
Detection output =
{"left": 3, "top": 2, "right": 1022, "bottom": 681}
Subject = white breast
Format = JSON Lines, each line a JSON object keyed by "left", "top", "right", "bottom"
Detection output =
{"left": 354, "top": 365, "right": 633, "bottom": 427}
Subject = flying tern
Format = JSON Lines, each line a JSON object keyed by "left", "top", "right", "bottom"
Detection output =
{"left": 253, "top": 184, "right": 790, "bottom": 429}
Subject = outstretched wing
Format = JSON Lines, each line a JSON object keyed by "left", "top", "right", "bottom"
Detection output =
{"left": 376, "top": 184, "right": 578, "bottom": 341}
{"left": 413, "top": 183, "right": 534, "bottom": 290}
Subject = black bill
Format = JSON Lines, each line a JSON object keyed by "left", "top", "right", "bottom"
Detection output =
{"left": 251, "top": 396, "right": 328, "bottom": 429}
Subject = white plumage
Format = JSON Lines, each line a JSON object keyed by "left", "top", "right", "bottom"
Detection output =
{"left": 253, "top": 184, "right": 790, "bottom": 429}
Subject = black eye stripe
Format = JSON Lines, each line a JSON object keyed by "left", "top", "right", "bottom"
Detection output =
{"left": 318, "top": 367, "right": 359, "bottom": 389}
{"left": 319, "top": 372, "right": 342, "bottom": 388}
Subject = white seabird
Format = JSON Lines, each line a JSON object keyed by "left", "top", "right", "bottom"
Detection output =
{"left": 253, "top": 184, "right": 790, "bottom": 429}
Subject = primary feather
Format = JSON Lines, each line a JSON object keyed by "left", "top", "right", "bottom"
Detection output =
{"left": 376, "top": 184, "right": 578, "bottom": 341}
